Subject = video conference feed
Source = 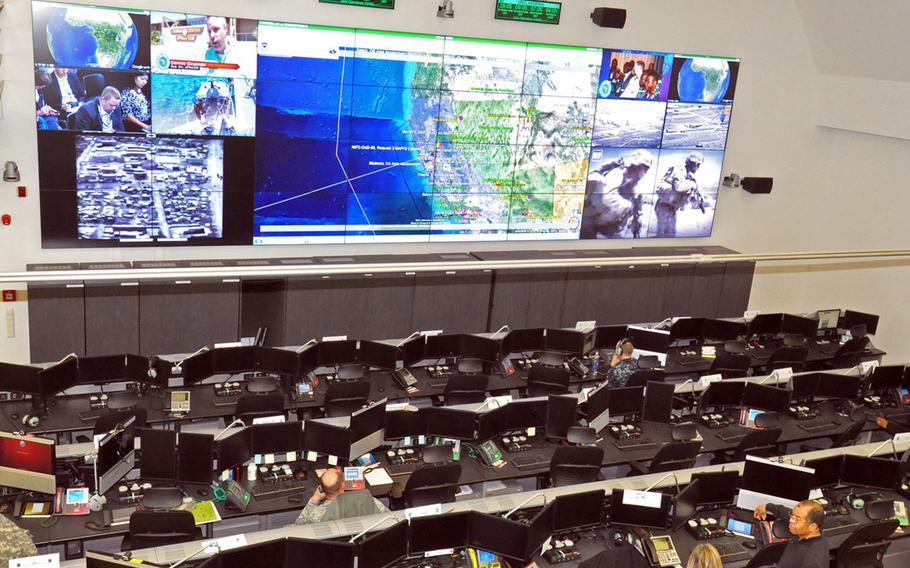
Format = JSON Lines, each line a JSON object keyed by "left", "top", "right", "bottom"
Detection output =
{"left": 32, "top": 2, "right": 739, "bottom": 248}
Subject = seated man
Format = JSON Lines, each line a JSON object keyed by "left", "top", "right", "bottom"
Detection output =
{"left": 876, "top": 415, "right": 909, "bottom": 435}
{"left": 295, "top": 468, "right": 387, "bottom": 525}
{"left": 0, "top": 514, "right": 38, "bottom": 565}
{"left": 753, "top": 500, "right": 828, "bottom": 568}
{"left": 74, "top": 86, "right": 124, "bottom": 132}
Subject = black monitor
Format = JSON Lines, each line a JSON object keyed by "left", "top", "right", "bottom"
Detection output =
{"left": 741, "top": 456, "right": 813, "bottom": 503}
{"left": 409, "top": 511, "right": 471, "bottom": 554}
{"left": 816, "top": 309, "right": 841, "bottom": 331}
{"left": 816, "top": 374, "right": 861, "bottom": 400}
{"left": 545, "top": 329, "right": 586, "bottom": 355}
{"left": 690, "top": 471, "right": 739, "bottom": 507}
{"left": 742, "top": 383, "right": 790, "bottom": 413}
{"left": 197, "top": 539, "right": 287, "bottom": 568}
{"left": 609, "top": 489, "right": 672, "bottom": 529}
{"left": 672, "top": 480, "right": 699, "bottom": 531}
{"left": 216, "top": 427, "right": 252, "bottom": 472}
{"left": 790, "top": 373, "right": 821, "bottom": 403}
{"left": 701, "top": 381, "right": 745, "bottom": 408}
{"left": 670, "top": 318, "right": 705, "bottom": 342}
{"left": 703, "top": 319, "right": 747, "bottom": 342}
{"left": 350, "top": 401, "right": 386, "bottom": 442}
{"left": 97, "top": 416, "right": 137, "bottom": 495}
{"left": 296, "top": 344, "right": 319, "bottom": 376}
{"left": 609, "top": 386, "right": 644, "bottom": 418}
{"left": 553, "top": 489, "right": 605, "bottom": 531}
{"left": 869, "top": 365, "right": 904, "bottom": 391}
{"left": 468, "top": 511, "right": 530, "bottom": 562}
{"left": 139, "top": 428, "right": 178, "bottom": 480}
{"left": 0, "top": 431, "right": 56, "bottom": 494}
{"left": 477, "top": 405, "right": 511, "bottom": 442}
{"left": 426, "top": 407, "right": 476, "bottom": 440}
{"left": 76, "top": 355, "right": 127, "bottom": 385}
{"left": 749, "top": 313, "right": 783, "bottom": 336}
{"left": 425, "top": 334, "right": 461, "bottom": 359}
{"left": 182, "top": 349, "right": 214, "bottom": 385}
{"left": 595, "top": 325, "right": 628, "bottom": 349}
{"left": 383, "top": 409, "right": 428, "bottom": 440}
{"left": 303, "top": 420, "right": 351, "bottom": 458}
{"left": 545, "top": 395, "right": 578, "bottom": 440}
{"left": 256, "top": 347, "right": 299, "bottom": 377}
{"left": 527, "top": 502, "right": 557, "bottom": 559}
{"left": 506, "top": 399, "right": 548, "bottom": 430}
{"left": 582, "top": 382, "right": 610, "bottom": 426}
{"left": 285, "top": 538, "right": 356, "bottom": 568}
{"left": 177, "top": 432, "right": 214, "bottom": 484}
{"left": 358, "top": 341, "right": 399, "bottom": 370}
{"left": 626, "top": 328, "right": 670, "bottom": 354}
{"left": 461, "top": 335, "right": 501, "bottom": 362}
{"left": 841, "top": 310, "right": 879, "bottom": 335}
{"left": 251, "top": 422, "right": 302, "bottom": 455}
{"left": 358, "top": 520, "right": 408, "bottom": 568}
{"left": 841, "top": 455, "right": 902, "bottom": 491}
{"left": 212, "top": 346, "right": 257, "bottom": 375}
{"left": 38, "top": 357, "right": 79, "bottom": 396}
{"left": 401, "top": 337, "right": 426, "bottom": 368}
{"left": 803, "top": 455, "right": 844, "bottom": 489}
{"left": 643, "top": 381, "right": 675, "bottom": 423}
{"left": 503, "top": 328, "right": 546, "bottom": 354}
{"left": 0, "top": 362, "right": 41, "bottom": 394}
{"left": 317, "top": 340, "right": 359, "bottom": 366}
{"left": 781, "top": 314, "right": 818, "bottom": 338}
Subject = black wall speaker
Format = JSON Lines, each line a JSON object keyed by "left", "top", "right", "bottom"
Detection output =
{"left": 741, "top": 177, "right": 774, "bottom": 194}
{"left": 590, "top": 7, "right": 627, "bottom": 28}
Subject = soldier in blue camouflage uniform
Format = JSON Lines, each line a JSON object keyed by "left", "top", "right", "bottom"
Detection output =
{"left": 654, "top": 152, "right": 707, "bottom": 237}
{"left": 0, "top": 514, "right": 38, "bottom": 565}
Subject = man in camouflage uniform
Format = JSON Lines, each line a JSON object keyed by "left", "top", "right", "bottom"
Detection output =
{"left": 580, "top": 149, "right": 654, "bottom": 239}
{"left": 0, "top": 514, "right": 38, "bottom": 565}
{"left": 654, "top": 152, "right": 706, "bottom": 237}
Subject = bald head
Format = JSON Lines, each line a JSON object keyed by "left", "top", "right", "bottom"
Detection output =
{"left": 320, "top": 468, "right": 344, "bottom": 498}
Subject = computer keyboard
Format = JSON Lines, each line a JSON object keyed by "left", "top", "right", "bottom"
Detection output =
{"left": 427, "top": 380, "right": 449, "bottom": 389}
{"left": 714, "top": 543, "right": 748, "bottom": 558}
{"left": 250, "top": 477, "right": 307, "bottom": 499}
{"left": 613, "top": 438, "right": 657, "bottom": 451}
{"left": 715, "top": 430, "right": 747, "bottom": 442}
{"left": 511, "top": 453, "right": 551, "bottom": 469}
{"left": 747, "top": 347, "right": 773, "bottom": 359}
{"left": 823, "top": 516, "right": 860, "bottom": 533}
{"left": 798, "top": 420, "right": 838, "bottom": 433}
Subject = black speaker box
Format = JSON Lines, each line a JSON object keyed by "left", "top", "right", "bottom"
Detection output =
{"left": 590, "top": 7, "right": 627, "bottom": 28}
{"left": 741, "top": 177, "right": 773, "bottom": 194}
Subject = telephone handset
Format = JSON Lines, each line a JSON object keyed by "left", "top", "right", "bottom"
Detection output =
{"left": 642, "top": 535, "right": 681, "bottom": 568}
{"left": 474, "top": 440, "right": 504, "bottom": 467}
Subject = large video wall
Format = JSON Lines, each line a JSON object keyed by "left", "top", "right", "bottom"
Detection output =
{"left": 32, "top": 2, "right": 739, "bottom": 247}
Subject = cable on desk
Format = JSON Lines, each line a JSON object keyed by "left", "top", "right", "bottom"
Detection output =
{"left": 40, "top": 516, "right": 58, "bottom": 528}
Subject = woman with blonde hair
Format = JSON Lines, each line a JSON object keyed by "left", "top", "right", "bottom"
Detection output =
{"left": 686, "top": 544, "right": 722, "bottom": 568}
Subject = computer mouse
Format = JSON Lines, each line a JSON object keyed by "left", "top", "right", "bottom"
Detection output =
{"left": 742, "top": 541, "right": 757, "bottom": 550}
{"left": 197, "top": 488, "right": 209, "bottom": 498}
{"left": 295, "top": 469, "right": 308, "bottom": 481}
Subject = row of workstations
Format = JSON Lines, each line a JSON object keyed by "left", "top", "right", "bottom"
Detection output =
{"left": 74, "top": 438, "right": 910, "bottom": 568}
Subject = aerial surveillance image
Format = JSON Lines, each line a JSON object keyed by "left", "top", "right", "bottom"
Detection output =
{"left": 661, "top": 102, "right": 732, "bottom": 150}
{"left": 75, "top": 134, "right": 223, "bottom": 241}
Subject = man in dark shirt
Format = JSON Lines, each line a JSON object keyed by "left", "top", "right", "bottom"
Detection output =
{"left": 754, "top": 499, "right": 828, "bottom": 568}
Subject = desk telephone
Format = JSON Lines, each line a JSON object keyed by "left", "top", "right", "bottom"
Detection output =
{"left": 291, "top": 373, "right": 316, "bottom": 401}
{"left": 392, "top": 368, "right": 418, "bottom": 389}
{"left": 567, "top": 357, "right": 589, "bottom": 378}
{"left": 55, "top": 487, "right": 90, "bottom": 516}
{"left": 470, "top": 440, "right": 504, "bottom": 467}
{"left": 642, "top": 535, "right": 681, "bottom": 568}
{"left": 169, "top": 391, "right": 191, "bottom": 413}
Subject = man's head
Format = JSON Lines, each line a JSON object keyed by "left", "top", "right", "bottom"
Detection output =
{"left": 619, "top": 338, "right": 634, "bottom": 356}
{"left": 320, "top": 468, "right": 344, "bottom": 500}
{"left": 641, "top": 70, "right": 659, "bottom": 95}
{"left": 99, "top": 86, "right": 121, "bottom": 113}
{"left": 193, "top": 80, "right": 234, "bottom": 124}
{"left": 789, "top": 500, "right": 824, "bottom": 538}
{"left": 623, "top": 149, "right": 653, "bottom": 181}
{"left": 633, "top": 61, "right": 644, "bottom": 77}
{"left": 685, "top": 152, "right": 704, "bottom": 173}
{"left": 35, "top": 71, "right": 51, "bottom": 91}
{"left": 53, "top": 67, "right": 68, "bottom": 78}
{"left": 207, "top": 16, "right": 229, "bottom": 53}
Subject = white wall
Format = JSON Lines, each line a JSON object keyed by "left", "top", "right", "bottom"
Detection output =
{"left": 1, "top": 0, "right": 908, "bottom": 363}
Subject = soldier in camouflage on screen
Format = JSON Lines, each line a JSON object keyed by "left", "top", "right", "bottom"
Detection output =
{"left": 580, "top": 149, "right": 653, "bottom": 239}
{"left": 654, "top": 152, "right": 707, "bottom": 237}
{"left": 0, "top": 514, "right": 38, "bottom": 565}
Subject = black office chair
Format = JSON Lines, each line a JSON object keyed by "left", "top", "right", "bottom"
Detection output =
{"left": 708, "top": 353, "right": 751, "bottom": 379}
{"left": 799, "top": 418, "right": 865, "bottom": 452}
{"left": 394, "top": 463, "right": 462, "bottom": 510}
{"left": 628, "top": 440, "right": 701, "bottom": 475}
{"left": 826, "top": 337, "right": 870, "bottom": 370}
{"left": 82, "top": 73, "right": 105, "bottom": 98}
{"left": 526, "top": 366, "right": 570, "bottom": 398}
{"left": 742, "top": 541, "right": 788, "bottom": 568}
{"left": 712, "top": 427, "right": 782, "bottom": 464}
{"left": 626, "top": 369, "right": 665, "bottom": 387}
{"left": 121, "top": 510, "right": 201, "bottom": 551}
{"left": 724, "top": 341, "right": 747, "bottom": 354}
{"left": 782, "top": 334, "right": 807, "bottom": 347}
{"left": 324, "top": 381, "right": 370, "bottom": 418}
{"left": 235, "top": 393, "right": 286, "bottom": 424}
{"left": 834, "top": 520, "right": 899, "bottom": 568}
{"left": 765, "top": 346, "right": 808, "bottom": 373}
{"left": 443, "top": 374, "right": 488, "bottom": 406}
{"left": 549, "top": 446, "right": 603, "bottom": 487}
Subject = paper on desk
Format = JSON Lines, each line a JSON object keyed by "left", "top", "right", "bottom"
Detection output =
{"left": 364, "top": 467, "right": 394, "bottom": 487}
{"left": 622, "top": 489, "right": 662, "bottom": 509}
{"left": 190, "top": 500, "right": 222, "bottom": 525}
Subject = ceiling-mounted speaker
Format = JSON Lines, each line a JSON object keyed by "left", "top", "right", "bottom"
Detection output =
{"left": 590, "top": 7, "right": 627, "bottom": 29}
{"left": 741, "top": 177, "right": 774, "bottom": 194}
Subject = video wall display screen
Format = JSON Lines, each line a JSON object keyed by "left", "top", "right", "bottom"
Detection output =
{"left": 32, "top": 2, "right": 738, "bottom": 248}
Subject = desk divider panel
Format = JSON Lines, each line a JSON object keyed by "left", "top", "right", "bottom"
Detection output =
{"left": 240, "top": 279, "right": 287, "bottom": 347}
{"left": 411, "top": 271, "right": 493, "bottom": 335}
{"left": 85, "top": 281, "right": 139, "bottom": 356}
{"left": 488, "top": 268, "right": 568, "bottom": 331}
{"left": 27, "top": 282, "right": 86, "bottom": 362}
{"left": 718, "top": 262, "right": 756, "bottom": 318}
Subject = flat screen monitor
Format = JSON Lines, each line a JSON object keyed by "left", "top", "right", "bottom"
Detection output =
{"left": 816, "top": 309, "right": 840, "bottom": 330}
{"left": 317, "top": 340, "right": 359, "bottom": 366}
{"left": 177, "top": 432, "right": 214, "bottom": 484}
{"left": 76, "top": 355, "right": 128, "bottom": 385}
{"left": 670, "top": 318, "right": 705, "bottom": 342}
{"left": 781, "top": 314, "right": 818, "bottom": 338}
{"left": 256, "top": 347, "right": 299, "bottom": 377}
{"left": 0, "top": 431, "right": 56, "bottom": 494}
{"left": 468, "top": 511, "right": 530, "bottom": 561}
{"left": 609, "top": 489, "right": 672, "bottom": 529}
{"left": 250, "top": 422, "right": 301, "bottom": 455}
{"left": 477, "top": 405, "right": 511, "bottom": 442}
{"left": 351, "top": 400, "right": 387, "bottom": 442}
{"left": 816, "top": 374, "right": 861, "bottom": 400}
{"left": 690, "top": 471, "right": 739, "bottom": 506}
{"left": 139, "top": 428, "right": 178, "bottom": 480}
{"left": 842, "top": 310, "right": 879, "bottom": 335}
{"left": 197, "top": 540, "right": 287, "bottom": 568}
{"left": 409, "top": 511, "right": 471, "bottom": 554}
{"left": 703, "top": 319, "right": 747, "bottom": 342}
{"left": 790, "top": 373, "right": 821, "bottom": 402}
{"left": 595, "top": 326, "right": 628, "bottom": 349}
{"left": 216, "top": 427, "right": 252, "bottom": 472}
{"left": 131, "top": 354, "right": 169, "bottom": 385}
{"left": 841, "top": 455, "right": 902, "bottom": 491}
{"left": 296, "top": 344, "right": 319, "bottom": 376}
{"left": 303, "top": 420, "right": 352, "bottom": 458}
{"left": 358, "top": 520, "right": 408, "bottom": 568}
{"left": 97, "top": 416, "right": 136, "bottom": 495}
{"left": 553, "top": 489, "right": 605, "bottom": 531}
{"left": 212, "top": 346, "right": 257, "bottom": 374}
{"left": 402, "top": 337, "right": 426, "bottom": 368}
{"left": 583, "top": 382, "right": 610, "bottom": 432}
{"left": 608, "top": 386, "right": 644, "bottom": 417}
{"left": 38, "top": 357, "right": 79, "bottom": 396}
{"left": 383, "top": 409, "right": 428, "bottom": 440}
{"left": 425, "top": 334, "right": 461, "bottom": 359}
{"left": 672, "top": 480, "right": 699, "bottom": 531}
{"left": 741, "top": 455, "right": 813, "bottom": 506}
{"left": 545, "top": 395, "right": 578, "bottom": 440}
{"left": 358, "top": 341, "right": 399, "bottom": 370}
{"left": 182, "top": 350, "right": 214, "bottom": 385}
{"left": 503, "top": 328, "right": 546, "bottom": 354}
{"left": 426, "top": 408, "right": 476, "bottom": 440}
{"left": 626, "top": 327, "right": 670, "bottom": 354}
{"left": 643, "top": 382, "right": 675, "bottom": 423}
{"left": 285, "top": 538, "right": 356, "bottom": 568}
{"left": 701, "top": 381, "right": 745, "bottom": 408}
{"left": 0, "top": 362, "right": 41, "bottom": 394}
{"left": 749, "top": 313, "right": 782, "bottom": 336}
{"left": 527, "top": 502, "right": 556, "bottom": 559}
{"left": 461, "top": 335, "right": 501, "bottom": 362}
{"left": 742, "top": 383, "right": 790, "bottom": 413}
{"left": 545, "top": 329, "right": 586, "bottom": 355}
{"left": 506, "top": 399, "right": 548, "bottom": 430}
{"left": 803, "top": 455, "right": 844, "bottom": 489}
{"left": 869, "top": 365, "right": 904, "bottom": 391}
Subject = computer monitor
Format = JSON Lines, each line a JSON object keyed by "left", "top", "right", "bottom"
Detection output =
{"left": 0, "top": 362, "right": 41, "bottom": 394}
{"left": 212, "top": 346, "right": 257, "bottom": 374}
{"left": 350, "top": 400, "right": 387, "bottom": 460}
{"left": 358, "top": 341, "right": 399, "bottom": 370}
{"left": 553, "top": 489, "right": 605, "bottom": 531}
{"left": 468, "top": 511, "right": 530, "bottom": 562}
{"left": 841, "top": 455, "right": 902, "bottom": 491}
{"left": 182, "top": 349, "right": 214, "bottom": 385}
{"left": 781, "top": 314, "right": 818, "bottom": 338}
{"left": 583, "top": 383, "right": 610, "bottom": 433}
{"left": 461, "top": 335, "right": 501, "bottom": 362}
{"left": 196, "top": 540, "right": 287, "bottom": 568}
{"left": 76, "top": 355, "right": 128, "bottom": 385}
{"left": 506, "top": 399, "right": 548, "bottom": 431}
{"left": 816, "top": 309, "right": 841, "bottom": 331}
{"left": 690, "top": 471, "right": 740, "bottom": 507}
{"left": 251, "top": 422, "right": 302, "bottom": 455}
{"left": 803, "top": 455, "right": 844, "bottom": 489}
{"left": 0, "top": 431, "right": 56, "bottom": 494}
{"left": 216, "top": 427, "right": 252, "bottom": 472}
{"left": 503, "top": 328, "right": 546, "bottom": 354}
{"left": 626, "top": 327, "right": 670, "bottom": 354}
{"left": 285, "top": 538, "right": 356, "bottom": 568}
{"left": 304, "top": 420, "right": 352, "bottom": 459}
{"left": 670, "top": 318, "right": 705, "bottom": 343}
{"left": 595, "top": 325, "right": 628, "bottom": 349}
{"left": 816, "top": 373, "right": 861, "bottom": 400}
{"left": 425, "top": 334, "right": 461, "bottom": 359}
{"left": 869, "top": 365, "right": 904, "bottom": 391}
{"left": 790, "top": 373, "right": 821, "bottom": 403}
{"left": 738, "top": 455, "right": 813, "bottom": 510}
{"left": 545, "top": 329, "right": 586, "bottom": 355}
{"left": 297, "top": 343, "right": 319, "bottom": 377}
{"left": 317, "top": 340, "right": 359, "bottom": 366}
{"left": 609, "top": 489, "right": 672, "bottom": 529}
{"left": 38, "top": 357, "right": 79, "bottom": 397}
{"left": 749, "top": 313, "right": 783, "bottom": 336}
{"left": 256, "top": 347, "right": 299, "bottom": 377}
{"left": 383, "top": 408, "right": 428, "bottom": 441}
{"left": 426, "top": 408, "right": 476, "bottom": 441}
{"left": 700, "top": 381, "right": 745, "bottom": 409}
{"left": 643, "top": 382, "right": 675, "bottom": 423}
{"left": 702, "top": 319, "right": 747, "bottom": 342}
{"left": 97, "top": 416, "right": 136, "bottom": 495}
{"left": 401, "top": 336, "right": 426, "bottom": 368}
{"left": 409, "top": 511, "right": 471, "bottom": 554}
{"left": 841, "top": 310, "right": 879, "bottom": 335}
{"left": 545, "top": 395, "right": 578, "bottom": 440}
{"left": 742, "top": 383, "right": 790, "bottom": 413}
{"left": 672, "top": 480, "right": 699, "bottom": 531}
{"left": 608, "top": 386, "right": 644, "bottom": 418}
{"left": 527, "top": 502, "right": 557, "bottom": 559}
{"left": 177, "top": 432, "right": 214, "bottom": 485}
{"left": 477, "top": 405, "right": 511, "bottom": 442}
{"left": 357, "top": 520, "right": 409, "bottom": 568}
{"left": 139, "top": 428, "right": 178, "bottom": 480}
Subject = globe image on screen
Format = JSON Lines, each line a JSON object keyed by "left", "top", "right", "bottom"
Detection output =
{"left": 46, "top": 6, "right": 139, "bottom": 69}
{"left": 676, "top": 58, "right": 730, "bottom": 103}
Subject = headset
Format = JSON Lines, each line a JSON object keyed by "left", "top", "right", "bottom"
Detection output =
{"left": 21, "top": 414, "right": 40, "bottom": 428}
{"left": 615, "top": 338, "right": 632, "bottom": 357}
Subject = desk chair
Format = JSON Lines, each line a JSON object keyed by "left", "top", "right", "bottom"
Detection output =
{"left": 628, "top": 440, "right": 702, "bottom": 475}
{"left": 825, "top": 337, "right": 870, "bottom": 370}
{"left": 235, "top": 393, "right": 285, "bottom": 424}
{"left": 708, "top": 353, "right": 751, "bottom": 379}
{"left": 526, "top": 366, "right": 570, "bottom": 398}
{"left": 121, "top": 510, "right": 201, "bottom": 551}
{"left": 321, "top": 490, "right": 385, "bottom": 522}
{"left": 834, "top": 520, "right": 899, "bottom": 568}
{"left": 742, "top": 541, "right": 788, "bottom": 568}
{"left": 764, "top": 346, "right": 808, "bottom": 373}
{"left": 324, "top": 382, "right": 370, "bottom": 418}
{"left": 443, "top": 374, "right": 488, "bottom": 406}
{"left": 549, "top": 446, "right": 603, "bottom": 487}
{"left": 712, "top": 427, "right": 782, "bottom": 464}
{"left": 799, "top": 418, "right": 865, "bottom": 452}
{"left": 392, "top": 463, "right": 461, "bottom": 510}
{"left": 626, "top": 369, "right": 665, "bottom": 387}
